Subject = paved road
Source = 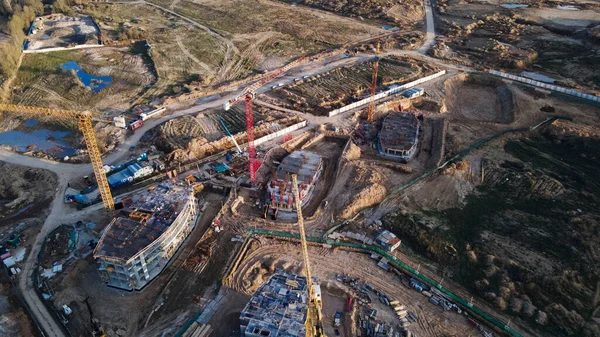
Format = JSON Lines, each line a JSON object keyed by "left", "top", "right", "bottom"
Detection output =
{"left": 418, "top": 0, "right": 436, "bottom": 54}
{"left": 3, "top": 2, "right": 441, "bottom": 336}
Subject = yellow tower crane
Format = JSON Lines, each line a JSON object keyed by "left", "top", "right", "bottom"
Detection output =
{"left": 0, "top": 104, "right": 115, "bottom": 210}
{"left": 291, "top": 174, "right": 327, "bottom": 337}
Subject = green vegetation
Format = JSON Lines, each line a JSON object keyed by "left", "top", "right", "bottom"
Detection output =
{"left": 0, "top": 0, "right": 43, "bottom": 101}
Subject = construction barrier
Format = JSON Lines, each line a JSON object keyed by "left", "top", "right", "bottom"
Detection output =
{"left": 488, "top": 70, "right": 600, "bottom": 103}
{"left": 23, "top": 44, "right": 104, "bottom": 54}
{"left": 254, "top": 121, "right": 307, "bottom": 147}
{"left": 327, "top": 70, "right": 447, "bottom": 117}
{"left": 247, "top": 228, "right": 525, "bottom": 337}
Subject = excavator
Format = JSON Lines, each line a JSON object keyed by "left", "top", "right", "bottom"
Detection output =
{"left": 291, "top": 174, "right": 327, "bottom": 337}
{"left": 84, "top": 297, "right": 106, "bottom": 337}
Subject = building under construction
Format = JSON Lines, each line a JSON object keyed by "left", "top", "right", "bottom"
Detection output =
{"left": 377, "top": 112, "right": 420, "bottom": 161}
{"left": 240, "top": 272, "right": 311, "bottom": 337}
{"left": 266, "top": 151, "right": 323, "bottom": 212}
{"left": 93, "top": 180, "right": 198, "bottom": 290}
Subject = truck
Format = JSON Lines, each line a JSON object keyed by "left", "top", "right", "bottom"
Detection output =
{"left": 129, "top": 119, "right": 144, "bottom": 131}
{"left": 139, "top": 107, "right": 166, "bottom": 121}
{"left": 334, "top": 311, "right": 342, "bottom": 327}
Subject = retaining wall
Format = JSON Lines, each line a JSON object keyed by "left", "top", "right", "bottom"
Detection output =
{"left": 328, "top": 70, "right": 447, "bottom": 117}
{"left": 488, "top": 70, "right": 600, "bottom": 103}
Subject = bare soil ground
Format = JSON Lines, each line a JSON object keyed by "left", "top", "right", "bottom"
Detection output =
{"left": 26, "top": 14, "right": 100, "bottom": 51}
{"left": 225, "top": 239, "right": 483, "bottom": 337}
{"left": 82, "top": 3, "right": 224, "bottom": 98}
{"left": 443, "top": 74, "right": 514, "bottom": 124}
{"left": 151, "top": 107, "right": 303, "bottom": 162}
{"left": 0, "top": 161, "right": 57, "bottom": 221}
{"left": 278, "top": 0, "right": 425, "bottom": 27}
{"left": 11, "top": 46, "right": 155, "bottom": 113}
{"left": 0, "top": 162, "right": 56, "bottom": 337}
{"left": 46, "top": 189, "right": 224, "bottom": 337}
{"left": 267, "top": 56, "right": 435, "bottom": 115}
{"left": 0, "top": 276, "right": 41, "bottom": 337}
{"left": 432, "top": 1, "right": 600, "bottom": 91}
{"left": 382, "top": 91, "right": 600, "bottom": 336}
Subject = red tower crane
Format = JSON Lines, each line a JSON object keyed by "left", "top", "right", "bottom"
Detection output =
{"left": 367, "top": 41, "right": 382, "bottom": 123}
{"left": 367, "top": 57, "right": 379, "bottom": 122}
{"left": 244, "top": 94, "right": 257, "bottom": 184}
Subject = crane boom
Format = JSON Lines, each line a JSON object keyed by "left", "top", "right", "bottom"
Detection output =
{"left": 291, "top": 174, "right": 326, "bottom": 337}
{"left": 224, "top": 56, "right": 306, "bottom": 110}
{"left": 0, "top": 104, "right": 115, "bottom": 211}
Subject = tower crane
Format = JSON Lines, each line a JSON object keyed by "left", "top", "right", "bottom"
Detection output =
{"left": 0, "top": 104, "right": 115, "bottom": 210}
{"left": 223, "top": 57, "right": 306, "bottom": 185}
{"left": 291, "top": 174, "right": 326, "bottom": 337}
{"left": 367, "top": 41, "right": 381, "bottom": 123}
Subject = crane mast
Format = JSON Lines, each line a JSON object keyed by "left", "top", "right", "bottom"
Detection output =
{"left": 291, "top": 174, "right": 326, "bottom": 337}
{"left": 245, "top": 94, "right": 257, "bottom": 184}
{"left": 0, "top": 104, "right": 115, "bottom": 210}
{"left": 367, "top": 41, "right": 381, "bottom": 123}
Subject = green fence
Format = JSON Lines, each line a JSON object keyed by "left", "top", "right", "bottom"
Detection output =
{"left": 248, "top": 228, "right": 524, "bottom": 337}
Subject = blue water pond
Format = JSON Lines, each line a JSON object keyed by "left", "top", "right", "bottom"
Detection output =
{"left": 0, "top": 129, "right": 77, "bottom": 158}
{"left": 61, "top": 61, "right": 113, "bottom": 92}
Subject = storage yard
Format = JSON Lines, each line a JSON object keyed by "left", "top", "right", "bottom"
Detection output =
{"left": 0, "top": 0, "right": 599, "bottom": 337}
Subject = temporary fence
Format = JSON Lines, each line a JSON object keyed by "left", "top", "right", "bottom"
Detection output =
{"left": 327, "top": 70, "right": 447, "bottom": 117}
{"left": 488, "top": 70, "right": 600, "bottom": 103}
{"left": 248, "top": 228, "right": 525, "bottom": 337}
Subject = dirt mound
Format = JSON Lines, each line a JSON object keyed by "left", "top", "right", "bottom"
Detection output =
{"left": 343, "top": 142, "right": 361, "bottom": 161}
{"left": 336, "top": 162, "right": 387, "bottom": 219}
{"left": 0, "top": 161, "right": 57, "bottom": 220}
{"left": 167, "top": 116, "right": 304, "bottom": 162}
{"left": 443, "top": 74, "right": 514, "bottom": 124}
{"left": 155, "top": 116, "right": 211, "bottom": 152}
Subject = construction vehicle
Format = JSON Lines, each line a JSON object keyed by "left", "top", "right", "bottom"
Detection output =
{"left": 0, "top": 104, "right": 115, "bottom": 210}
{"left": 291, "top": 174, "right": 326, "bottom": 337}
{"left": 84, "top": 297, "right": 106, "bottom": 337}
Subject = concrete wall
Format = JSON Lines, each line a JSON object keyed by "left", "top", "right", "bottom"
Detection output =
{"left": 327, "top": 70, "right": 447, "bottom": 117}
{"left": 253, "top": 121, "right": 308, "bottom": 147}
{"left": 23, "top": 44, "right": 103, "bottom": 54}
{"left": 488, "top": 70, "right": 600, "bottom": 103}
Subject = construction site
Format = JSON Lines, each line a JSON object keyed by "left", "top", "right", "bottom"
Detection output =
{"left": 0, "top": 0, "right": 599, "bottom": 337}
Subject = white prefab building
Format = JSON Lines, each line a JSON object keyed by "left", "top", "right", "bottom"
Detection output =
{"left": 127, "top": 163, "right": 154, "bottom": 179}
{"left": 93, "top": 181, "right": 198, "bottom": 290}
